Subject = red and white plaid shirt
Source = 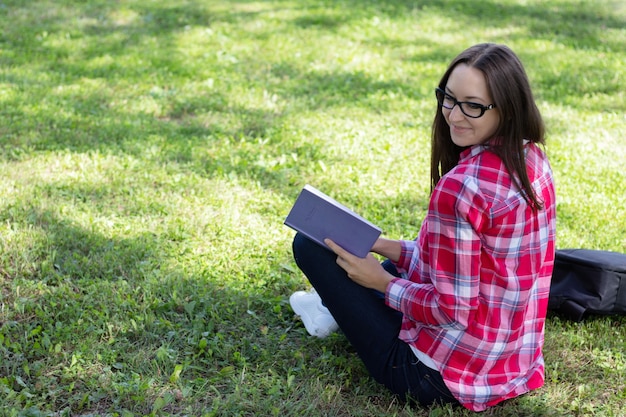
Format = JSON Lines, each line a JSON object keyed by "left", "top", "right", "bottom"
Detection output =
{"left": 386, "top": 142, "right": 556, "bottom": 411}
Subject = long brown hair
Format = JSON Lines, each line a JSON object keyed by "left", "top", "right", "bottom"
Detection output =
{"left": 431, "top": 43, "right": 546, "bottom": 209}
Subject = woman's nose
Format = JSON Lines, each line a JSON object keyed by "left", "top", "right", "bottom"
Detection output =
{"left": 448, "top": 104, "right": 465, "bottom": 121}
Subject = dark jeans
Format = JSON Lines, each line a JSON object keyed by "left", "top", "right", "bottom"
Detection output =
{"left": 292, "top": 233, "right": 458, "bottom": 408}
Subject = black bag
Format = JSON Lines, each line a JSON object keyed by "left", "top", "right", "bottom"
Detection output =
{"left": 548, "top": 249, "right": 626, "bottom": 321}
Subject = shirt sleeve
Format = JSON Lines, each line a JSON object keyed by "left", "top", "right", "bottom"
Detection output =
{"left": 393, "top": 239, "right": 417, "bottom": 273}
{"left": 386, "top": 174, "right": 488, "bottom": 329}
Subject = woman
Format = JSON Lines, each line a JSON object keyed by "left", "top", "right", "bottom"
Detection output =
{"left": 290, "top": 43, "right": 556, "bottom": 412}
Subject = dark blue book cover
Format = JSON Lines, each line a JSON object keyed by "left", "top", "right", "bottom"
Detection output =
{"left": 284, "top": 185, "right": 382, "bottom": 258}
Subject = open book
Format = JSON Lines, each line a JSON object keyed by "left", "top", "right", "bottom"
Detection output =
{"left": 284, "top": 184, "right": 382, "bottom": 258}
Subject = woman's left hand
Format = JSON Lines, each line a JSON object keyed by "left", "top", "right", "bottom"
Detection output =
{"left": 324, "top": 238, "right": 394, "bottom": 293}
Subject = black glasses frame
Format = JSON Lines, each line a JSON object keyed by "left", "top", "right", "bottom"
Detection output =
{"left": 435, "top": 87, "right": 496, "bottom": 119}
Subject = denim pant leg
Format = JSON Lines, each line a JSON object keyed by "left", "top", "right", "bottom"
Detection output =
{"left": 292, "top": 233, "right": 457, "bottom": 407}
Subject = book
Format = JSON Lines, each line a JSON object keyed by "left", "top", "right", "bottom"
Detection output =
{"left": 284, "top": 184, "right": 382, "bottom": 258}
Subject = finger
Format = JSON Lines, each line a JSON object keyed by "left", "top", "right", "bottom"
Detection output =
{"left": 324, "top": 238, "right": 348, "bottom": 257}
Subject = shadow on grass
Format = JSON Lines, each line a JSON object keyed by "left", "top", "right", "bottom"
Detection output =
{"left": 0, "top": 200, "right": 310, "bottom": 413}
{"left": 2, "top": 0, "right": 623, "bottom": 166}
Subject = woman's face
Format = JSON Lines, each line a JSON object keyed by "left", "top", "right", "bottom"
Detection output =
{"left": 442, "top": 64, "right": 500, "bottom": 147}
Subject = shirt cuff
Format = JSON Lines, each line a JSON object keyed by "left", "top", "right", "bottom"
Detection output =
{"left": 392, "top": 240, "right": 415, "bottom": 272}
{"left": 386, "top": 277, "right": 414, "bottom": 311}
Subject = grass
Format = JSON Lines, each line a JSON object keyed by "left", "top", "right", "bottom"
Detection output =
{"left": 0, "top": 0, "right": 625, "bottom": 415}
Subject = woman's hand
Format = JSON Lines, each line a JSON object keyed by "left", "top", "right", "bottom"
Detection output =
{"left": 325, "top": 238, "right": 394, "bottom": 293}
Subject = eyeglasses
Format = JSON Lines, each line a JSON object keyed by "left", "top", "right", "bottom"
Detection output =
{"left": 435, "top": 87, "right": 496, "bottom": 119}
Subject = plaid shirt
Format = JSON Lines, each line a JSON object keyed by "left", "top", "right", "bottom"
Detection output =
{"left": 386, "top": 142, "right": 556, "bottom": 411}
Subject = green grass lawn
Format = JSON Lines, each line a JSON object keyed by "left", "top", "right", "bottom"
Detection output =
{"left": 1, "top": 0, "right": 625, "bottom": 415}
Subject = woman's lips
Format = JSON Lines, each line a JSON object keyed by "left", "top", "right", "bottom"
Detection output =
{"left": 451, "top": 124, "right": 471, "bottom": 135}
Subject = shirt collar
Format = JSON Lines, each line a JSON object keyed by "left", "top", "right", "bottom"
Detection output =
{"left": 459, "top": 138, "right": 532, "bottom": 164}
{"left": 459, "top": 143, "right": 487, "bottom": 163}
{"left": 459, "top": 138, "right": 532, "bottom": 160}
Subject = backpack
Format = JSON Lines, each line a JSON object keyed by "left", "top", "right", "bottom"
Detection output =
{"left": 548, "top": 249, "right": 626, "bottom": 321}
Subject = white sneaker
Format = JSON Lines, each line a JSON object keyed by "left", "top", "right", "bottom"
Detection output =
{"left": 289, "top": 289, "right": 339, "bottom": 338}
